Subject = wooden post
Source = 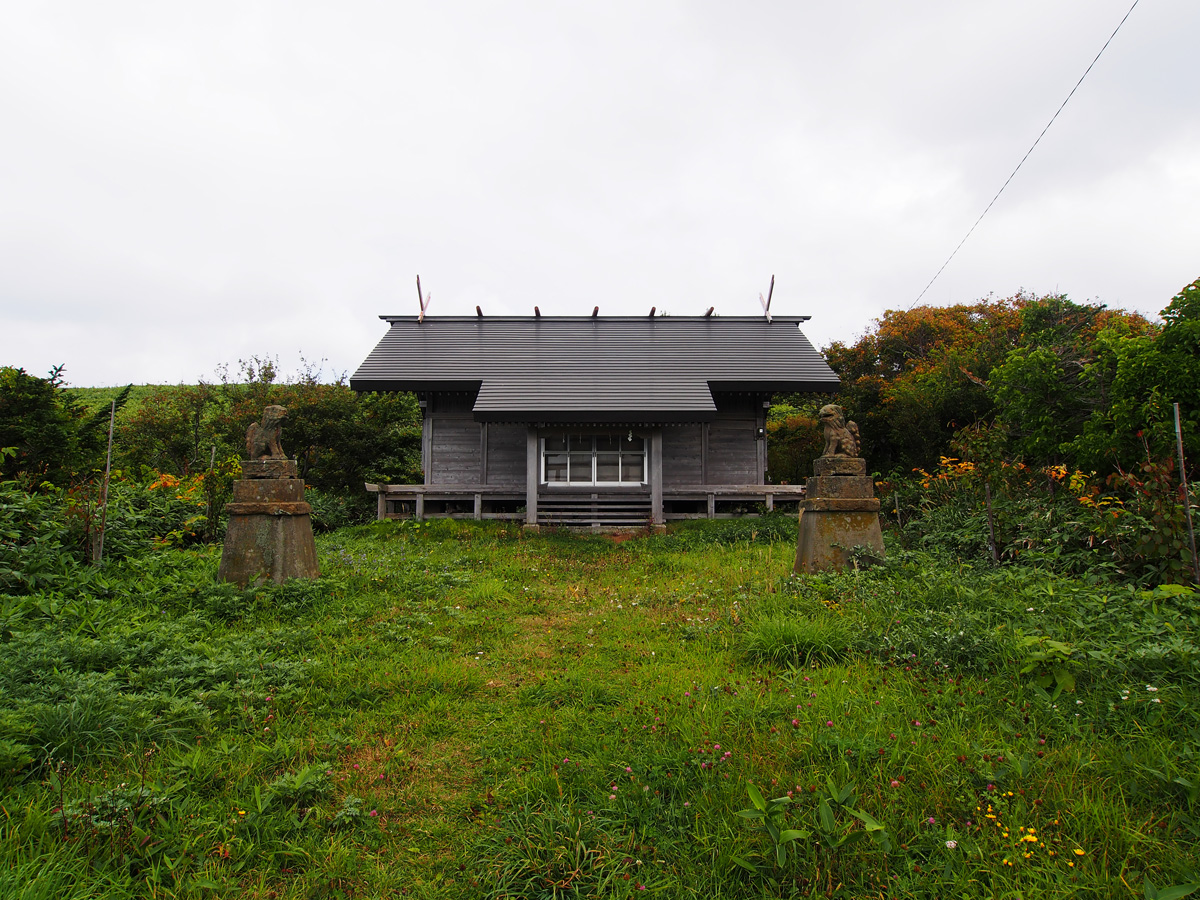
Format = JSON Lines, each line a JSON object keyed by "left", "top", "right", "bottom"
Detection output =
{"left": 525, "top": 428, "right": 539, "bottom": 527}
{"left": 756, "top": 399, "right": 768, "bottom": 484}
{"left": 707, "top": 493, "right": 716, "bottom": 519}
{"left": 1175, "top": 403, "right": 1199, "bottom": 584}
{"left": 766, "top": 493, "right": 774, "bottom": 512}
{"left": 984, "top": 482, "right": 999, "bottom": 564}
{"left": 480, "top": 422, "right": 489, "bottom": 484}
{"left": 650, "top": 430, "right": 664, "bottom": 525}
{"left": 377, "top": 487, "right": 386, "bottom": 521}
{"left": 203, "top": 444, "right": 216, "bottom": 539}
{"left": 93, "top": 400, "right": 116, "bottom": 565}
{"left": 415, "top": 493, "right": 425, "bottom": 521}
{"left": 421, "top": 407, "right": 432, "bottom": 484}
{"left": 474, "top": 493, "right": 482, "bottom": 521}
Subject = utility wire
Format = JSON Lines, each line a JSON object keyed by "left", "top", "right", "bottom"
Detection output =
{"left": 911, "top": 0, "right": 1142, "bottom": 309}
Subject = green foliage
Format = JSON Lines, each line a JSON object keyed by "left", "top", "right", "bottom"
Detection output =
{"left": 819, "top": 285, "right": 1191, "bottom": 478}
{"left": 1081, "top": 278, "right": 1200, "bottom": 469}
{"left": 1, "top": 488, "right": 1198, "bottom": 897}
{"left": 0, "top": 483, "right": 78, "bottom": 594}
{"left": 658, "top": 512, "right": 798, "bottom": 550}
{"left": 743, "top": 615, "right": 854, "bottom": 666}
{"left": 268, "top": 765, "right": 333, "bottom": 809}
{"left": 329, "top": 794, "right": 372, "bottom": 831}
{"left": 480, "top": 801, "right": 662, "bottom": 897}
{"left": 731, "top": 783, "right": 810, "bottom": 872}
{"left": 894, "top": 455, "right": 1197, "bottom": 586}
{"left": 991, "top": 294, "right": 1123, "bottom": 457}
{"left": 733, "top": 776, "right": 889, "bottom": 891}
{"left": 305, "top": 486, "right": 372, "bottom": 532}
{"left": 1018, "top": 635, "right": 1078, "bottom": 698}
{"left": 823, "top": 295, "right": 1027, "bottom": 471}
{"left": 0, "top": 367, "right": 128, "bottom": 487}
{"left": 765, "top": 406, "right": 822, "bottom": 485}
{"left": 811, "top": 775, "right": 891, "bottom": 856}
{"left": 1144, "top": 875, "right": 1200, "bottom": 900}
{"left": 104, "top": 357, "right": 423, "bottom": 519}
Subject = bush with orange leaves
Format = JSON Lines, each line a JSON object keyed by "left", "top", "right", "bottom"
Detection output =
{"left": 894, "top": 454, "right": 1195, "bottom": 586}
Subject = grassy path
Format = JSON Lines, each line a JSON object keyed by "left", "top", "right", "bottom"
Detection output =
{"left": 2, "top": 518, "right": 1197, "bottom": 898}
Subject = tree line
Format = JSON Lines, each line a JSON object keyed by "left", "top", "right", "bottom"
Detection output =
{"left": 5, "top": 275, "right": 1197, "bottom": 495}
{"left": 0, "top": 357, "right": 422, "bottom": 500}
{"left": 769, "top": 276, "right": 1198, "bottom": 482}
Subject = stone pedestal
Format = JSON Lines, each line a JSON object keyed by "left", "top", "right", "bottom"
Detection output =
{"left": 794, "top": 456, "right": 884, "bottom": 574}
{"left": 218, "top": 459, "right": 320, "bottom": 586}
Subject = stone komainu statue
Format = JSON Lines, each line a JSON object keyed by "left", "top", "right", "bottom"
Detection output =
{"left": 246, "top": 405, "right": 289, "bottom": 460}
{"left": 818, "top": 404, "right": 860, "bottom": 458}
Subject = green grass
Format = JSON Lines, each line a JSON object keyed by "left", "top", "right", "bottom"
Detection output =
{"left": 2, "top": 517, "right": 1198, "bottom": 898}
{"left": 65, "top": 384, "right": 172, "bottom": 420}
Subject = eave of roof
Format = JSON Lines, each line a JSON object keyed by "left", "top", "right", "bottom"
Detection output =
{"left": 350, "top": 315, "right": 839, "bottom": 418}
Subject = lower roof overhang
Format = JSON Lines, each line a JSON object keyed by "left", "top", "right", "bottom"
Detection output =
{"left": 351, "top": 378, "right": 840, "bottom": 396}
{"left": 349, "top": 375, "right": 839, "bottom": 424}
{"left": 472, "top": 408, "right": 716, "bottom": 424}
{"left": 349, "top": 378, "right": 482, "bottom": 393}
{"left": 707, "top": 380, "right": 840, "bottom": 393}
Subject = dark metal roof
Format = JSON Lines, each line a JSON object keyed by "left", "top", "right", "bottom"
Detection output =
{"left": 350, "top": 316, "right": 839, "bottom": 422}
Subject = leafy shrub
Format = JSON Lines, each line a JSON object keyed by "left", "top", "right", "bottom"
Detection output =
{"left": 305, "top": 487, "right": 372, "bottom": 533}
{"left": 874, "top": 606, "right": 1010, "bottom": 671}
{"left": 60, "top": 785, "right": 171, "bottom": 838}
{"left": 0, "top": 366, "right": 103, "bottom": 486}
{"left": 0, "top": 483, "right": 78, "bottom": 594}
{"left": 268, "top": 765, "right": 332, "bottom": 809}
{"left": 329, "top": 795, "right": 371, "bottom": 831}
{"left": 898, "top": 456, "right": 1198, "bottom": 586}
{"left": 766, "top": 409, "right": 822, "bottom": 485}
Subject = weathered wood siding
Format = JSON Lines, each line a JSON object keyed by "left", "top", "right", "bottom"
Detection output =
{"left": 706, "top": 395, "right": 761, "bottom": 484}
{"left": 426, "top": 393, "right": 483, "bottom": 485}
{"left": 662, "top": 425, "right": 703, "bottom": 486}
{"left": 429, "top": 415, "right": 482, "bottom": 484}
{"left": 420, "top": 391, "right": 767, "bottom": 489}
{"left": 485, "top": 424, "right": 526, "bottom": 486}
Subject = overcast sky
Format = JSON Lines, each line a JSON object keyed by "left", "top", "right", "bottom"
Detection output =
{"left": 1, "top": 1, "right": 1197, "bottom": 387}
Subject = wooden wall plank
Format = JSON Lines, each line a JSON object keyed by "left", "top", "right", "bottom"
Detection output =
{"left": 486, "top": 423, "right": 527, "bottom": 486}
{"left": 430, "top": 415, "right": 482, "bottom": 484}
{"left": 662, "top": 425, "right": 703, "bottom": 486}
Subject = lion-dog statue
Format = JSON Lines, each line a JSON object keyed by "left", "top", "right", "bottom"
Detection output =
{"left": 818, "top": 404, "right": 860, "bottom": 458}
{"left": 246, "top": 405, "right": 289, "bottom": 460}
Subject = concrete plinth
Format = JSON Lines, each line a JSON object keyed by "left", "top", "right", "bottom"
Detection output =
{"left": 794, "top": 454, "right": 884, "bottom": 574}
{"left": 218, "top": 459, "right": 320, "bottom": 586}
{"left": 794, "top": 507, "right": 884, "bottom": 573}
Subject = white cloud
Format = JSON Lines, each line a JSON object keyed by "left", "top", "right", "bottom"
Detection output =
{"left": 1, "top": 0, "right": 1197, "bottom": 384}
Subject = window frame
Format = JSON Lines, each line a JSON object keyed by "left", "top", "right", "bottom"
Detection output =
{"left": 540, "top": 432, "right": 646, "bottom": 486}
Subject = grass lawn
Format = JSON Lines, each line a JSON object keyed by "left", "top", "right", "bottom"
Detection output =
{"left": 1, "top": 517, "right": 1197, "bottom": 898}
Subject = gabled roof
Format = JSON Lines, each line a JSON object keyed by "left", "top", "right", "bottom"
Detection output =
{"left": 350, "top": 315, "right": 839, "bottom": 422}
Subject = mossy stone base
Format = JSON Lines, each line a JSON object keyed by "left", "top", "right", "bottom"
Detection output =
{"left": 793, "top": 508, "right": 884, "bottom": 574}
{"left": 218, "top": 475, "right": 320, "bottom": 587}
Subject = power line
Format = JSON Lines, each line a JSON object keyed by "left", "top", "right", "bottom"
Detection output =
{"left": 911, "top": 0, "right": 1143, "bottom": 309}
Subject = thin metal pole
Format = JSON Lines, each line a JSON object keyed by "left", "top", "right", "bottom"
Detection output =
{"left": 94, "top": 400, "right": 116, "bottom": 565}
{"left": 1174, "top": 403, "right": 1198, "bottom": 584}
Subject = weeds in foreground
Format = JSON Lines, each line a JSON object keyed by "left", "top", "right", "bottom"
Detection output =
{"left": 0, "top": 516, "right": 1197, "bottom": 897}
